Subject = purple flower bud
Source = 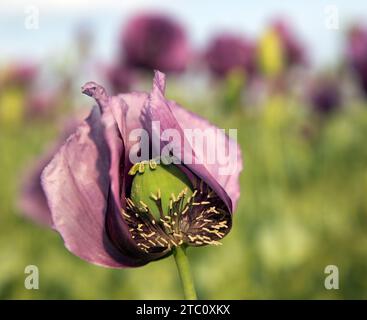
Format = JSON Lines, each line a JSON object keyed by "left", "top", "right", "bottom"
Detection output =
{"left": 346, "top": 24, "right": 367, "bottom": 96}
{"left": 121, "top": 13, "right": 190, "bottom": 73}
{"left": 205, "top": 34, "right": 256, "bottom": 77}
{"left": 39, "top": 71, "right": 243, "bottom": 268}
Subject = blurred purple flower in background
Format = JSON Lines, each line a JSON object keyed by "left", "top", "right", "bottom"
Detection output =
{"left": 272, "top": 18, "right": 307, "bottom": 68}
{"left": 1, "top": 62, "right": 38, "bottom": 88}
{"left": 0, "top": 61, "right": 67, "bottom": 123}
{"left": 0, "top": 62, "right": 43, "bottom": 125}
{"left": 205, "top": 34, "right": 257, "bottom": 78}
{"left": 106, "top": 63, "right": 137, "bottom": 94}
{"left": 121, "top": 13, "right": 190, "bottom": 73}
{"left": 308, "top": 75, "right": 341, "bottom": 115}
{"left": 25, "top": 91, "right": 59, "bottom": 119}
{"left": 19, "top": 153, "right": 55, "bottom": 227}
{"left": 346, "top": 24, "right": 367, "bottom": 96}
{"left": 38, "top": 71, "right": 242, "bottom": 268}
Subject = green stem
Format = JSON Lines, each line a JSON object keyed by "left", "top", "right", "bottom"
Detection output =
{"left": 173, "top": 246, "right": 197, "bottom": 300}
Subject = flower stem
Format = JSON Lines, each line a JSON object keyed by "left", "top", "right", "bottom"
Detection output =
{"left": 173, "top": 246, "right": 197, "bottom": 300}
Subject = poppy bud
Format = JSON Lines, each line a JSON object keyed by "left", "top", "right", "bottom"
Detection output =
{"left": 129, "top": 159, "right": 193, "bottom": 220}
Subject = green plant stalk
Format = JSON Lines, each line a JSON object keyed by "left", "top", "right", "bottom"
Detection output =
{"left": 173, "top": 246, "right": 197, "bottom": 300}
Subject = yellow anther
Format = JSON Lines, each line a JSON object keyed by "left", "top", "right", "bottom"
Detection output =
{"left": 138, "top": 162, "right": 146, "bottom": 173}
{"left": 128, "top": 163, "right": 140, "bottom": 176}
{"left": 149, "top": 159, "right": 157, "bottom": 170}
{"left": 139, "top": 200, "right": 148, "bottom": 208}
{"left": 188, "top": 235, "right": 196, "bottom": 242}
{"left": 156, "top": 239, "right": 165, "bottom": 246}
{"left": 145, "top": 232, "right": 156, "bottom": 238}
{"left": 121, "top": 210, "right": 131, "bottom": 218}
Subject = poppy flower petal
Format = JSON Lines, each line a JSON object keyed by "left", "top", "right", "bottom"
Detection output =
{"left": 168, "top": 102, "right": 243, "bottom": 210}
{"left": 142, "top": 71, "right": 242, "bottom": 212}
{"left": 41, "top": 106, "right": 146, "bottom": 267}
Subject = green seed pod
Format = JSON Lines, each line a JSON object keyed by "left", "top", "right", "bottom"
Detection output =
{"left": 129, "top": 160, "right": 193, "bottom": 220}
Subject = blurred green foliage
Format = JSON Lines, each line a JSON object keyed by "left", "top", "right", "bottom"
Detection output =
{"left": 1, "top": 82, "right": 367, "bottom": 299}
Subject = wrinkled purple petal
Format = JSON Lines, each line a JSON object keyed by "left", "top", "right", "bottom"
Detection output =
{"left": 169, "top": 103, "right": 243, "bottom": 210}
{"left": 41, "top": 106, "right": 148, "bottom": 267}
{"left": 142, "top": 71, "right": 242, "bottom": 212}
{"left": 18, "top": 117, "right": 82, "bottom": 226}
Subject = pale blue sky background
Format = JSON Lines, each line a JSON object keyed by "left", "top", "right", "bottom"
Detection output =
{"left": 1, "top": 0, "right": 367, "bottom": 67}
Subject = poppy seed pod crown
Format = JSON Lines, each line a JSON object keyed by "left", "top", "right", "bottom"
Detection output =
{"left": 129, "top": 159, "right": 194, "bottom": 220}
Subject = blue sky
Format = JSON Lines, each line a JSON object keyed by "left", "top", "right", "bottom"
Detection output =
{"left": 1, "top": 0, "right": 367, "bottom": 67}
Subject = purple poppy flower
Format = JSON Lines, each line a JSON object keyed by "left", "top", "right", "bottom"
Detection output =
{"left": 308, "top": 76, "right": 341, "bottom": 114}
{"left": 121, "top": 13, "right": 190, "bottom": 73}
{"left": 40, "top": 71, "right": 242, "bottom": 268}
{"left": 272, "top": 19, "right": 306, "bottom": 67}
{"left": 346, "top": 24, "right": 367, "bottom": 96}
{"left": 205, "top": 34, "right": 256, "bottom": 77}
